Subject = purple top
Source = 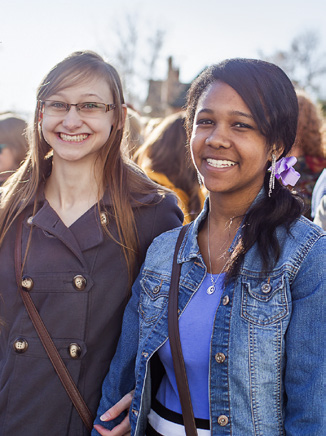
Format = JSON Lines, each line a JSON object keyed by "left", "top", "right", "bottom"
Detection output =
{"left": 156, "top": 273, "right": 225, "bottom": 419}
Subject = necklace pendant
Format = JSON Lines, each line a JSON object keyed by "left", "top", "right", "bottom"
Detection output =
{"left": 207, "top": 285, "right": 215, "bottom": 295}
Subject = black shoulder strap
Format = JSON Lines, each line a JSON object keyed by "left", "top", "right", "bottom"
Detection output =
{"left": 168, "top": 224, "right": 197, "bottom": 435}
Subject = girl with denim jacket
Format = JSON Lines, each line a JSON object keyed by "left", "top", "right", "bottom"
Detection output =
{"left": 93, "top": 59, "right": 326, "bottom": 436}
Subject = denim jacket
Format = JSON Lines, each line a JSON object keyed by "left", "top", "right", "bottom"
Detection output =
{"left": 93, "top": 200, "right": 326, "bottom": 436}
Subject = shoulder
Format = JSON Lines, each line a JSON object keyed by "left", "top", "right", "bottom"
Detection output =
{"left": 134, "top": 193, "right": 184, "bottom": 261}
{"left": 143, "top": 225, "right": 184, "bottom": 268}
{"left": 277, "top": 216, "right": 325, "bottom": 274}
{"left": 243, "top": 215, "right": 325, "bottom": 275}
{"left": 134, "top": 192, "right": 184, "bottom": 226}
{"left": 286, "top": 215, "right": 325, "bottom": 245}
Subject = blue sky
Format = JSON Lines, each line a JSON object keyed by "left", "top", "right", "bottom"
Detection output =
{"left": 1, "top": 0, "right": 326, "bottom": 118}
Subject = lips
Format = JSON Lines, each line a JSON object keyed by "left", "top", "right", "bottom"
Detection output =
{"left": 206, "top": 158, "right": 236, "bottom": 168}
{"left": 59, "top": 133, "right": 89, "bottom": 142}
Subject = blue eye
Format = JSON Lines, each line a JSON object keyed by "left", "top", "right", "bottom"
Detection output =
{"left": 81, "top": 103, "right": 99, "bottom": 109}
{"left": 52, "top": 102, "right": 66, "bottom": 109}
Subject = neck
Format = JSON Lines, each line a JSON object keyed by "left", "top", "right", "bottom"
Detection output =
{"left": 44, "top": 157, "right": 104, "bottom": 227}
{"left": 208, "top": 187, "right": 260, "bottom": 227}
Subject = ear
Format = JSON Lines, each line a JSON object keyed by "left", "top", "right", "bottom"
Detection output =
{"left": 118, "top": 104, "right": 127, "bottom": 130}
{"left": 269, "top": 144, "right": 284, "bottom": 161}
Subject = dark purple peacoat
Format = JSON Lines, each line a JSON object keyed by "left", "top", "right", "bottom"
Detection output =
{"left": 0, "top": 187, "right": 183, "bottom": 435}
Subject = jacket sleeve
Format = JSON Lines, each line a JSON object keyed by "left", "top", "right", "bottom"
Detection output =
{"left": 92, "top": 269, "right": 143, "bottom": 434}
{"left": 284, "top": 234, "right": 326, "bottom": 435}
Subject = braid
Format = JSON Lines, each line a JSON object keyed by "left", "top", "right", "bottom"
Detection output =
{"left": 228, "top": 173, "right": 304, "bottom": 277}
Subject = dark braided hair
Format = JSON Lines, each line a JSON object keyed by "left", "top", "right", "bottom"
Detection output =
{"left": 185, "top": 58, "right": 304, "bottom": 276}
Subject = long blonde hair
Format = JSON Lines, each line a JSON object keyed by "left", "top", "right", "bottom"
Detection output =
{"left": 0, "top": 51, "right": 162, "bottom": 283}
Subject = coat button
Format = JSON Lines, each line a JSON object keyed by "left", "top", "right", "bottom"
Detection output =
{"left": 22, "top": 276, "right": 34, "bottom": 291}
{"left": 73, "top": 275, "right": 87, "bottom": 291}
{"left": 215, "top": 352, "right": 226, "bottom": 363}
{"left": 27, "top": 216, "right": 34, "bottom": 225}
{"left": 69, "top": 343, "right": 82, "bottom": 359}
{"left": 217, "top": 415, "right": 229, "bottom": 426}
{"left": 261, "top": 283, "right": 271, "bottom": 294}
{"left": 222, "top": 295, "right": 229, "bottom": 305}
{"left": 100, "top": 212, "right": 108, "bottom": 226}
{"left": 13, "top": 338, "right": 29, "bottom": 353}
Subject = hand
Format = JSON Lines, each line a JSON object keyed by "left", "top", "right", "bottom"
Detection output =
{"left": 93, "top": 390, "right": 134, "bottom": 436}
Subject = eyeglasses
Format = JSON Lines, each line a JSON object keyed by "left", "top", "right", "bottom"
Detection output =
{"left": 39, "top": 100, "right": 116, "bottom": 118}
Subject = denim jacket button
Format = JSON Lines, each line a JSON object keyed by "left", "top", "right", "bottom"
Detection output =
{"left": 217, "top": 415, "right": 228, "bottom": 426}
{"left": 222, "top": 295, "right": 229, "bottom": 305}
{"left": 261, "top": 283, "right": 271, "bottom": 294}
{"left": 215, "top": 352, "right": 226, "bottom": 363}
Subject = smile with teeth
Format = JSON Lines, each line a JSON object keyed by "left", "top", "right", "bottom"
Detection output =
{"left": 206, "top": 158, "right": 236, "bottom": 168}
{"left": 59, "top": 133, "right": 89, "bottom": 142}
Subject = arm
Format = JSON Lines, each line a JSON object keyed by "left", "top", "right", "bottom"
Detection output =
{"left": 284, "top": 235, "right": 326, "bottom": 435}
{"left": 93, "top": 391, "right": 133, "bottom": 436}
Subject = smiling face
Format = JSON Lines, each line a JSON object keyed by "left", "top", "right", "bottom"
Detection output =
{"left": 41, "top": 77, "right": 115, "bottom": 167}
{"left": 190, "top": 80, "right": 271, "bottom": 204}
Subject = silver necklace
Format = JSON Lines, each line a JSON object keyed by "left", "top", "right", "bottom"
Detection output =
{"left": 206, "top": 213, "right": 232, "bottom": 295}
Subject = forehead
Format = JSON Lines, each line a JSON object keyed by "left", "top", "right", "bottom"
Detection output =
{"left": 48, "top": 75, "right": 113, "bottom": 101}
{"left": 197, "top": 81, "right": 249, "bottom": 112}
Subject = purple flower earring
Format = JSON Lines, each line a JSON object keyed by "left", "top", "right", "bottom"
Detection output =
{"left": 268, "top": 155, "right": 300, "bottom": 197}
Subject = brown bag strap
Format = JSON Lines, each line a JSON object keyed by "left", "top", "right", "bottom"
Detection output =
{"left": 14, "top": 213, "right": 94, "bottom": 432}
{"left": 168, "top": 224, "right": 198, "bottom": 436}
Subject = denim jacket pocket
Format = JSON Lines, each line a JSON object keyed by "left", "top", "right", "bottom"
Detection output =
{"left": 241, "top": 274, "right": 288, "bottom": 326}
{"left": 139, "top": 272, "right": 170, "bottom": 324}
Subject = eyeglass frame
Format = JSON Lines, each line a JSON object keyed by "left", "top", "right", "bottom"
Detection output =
{"left": 38, "top": 100, "right": 117, "bottom": 115}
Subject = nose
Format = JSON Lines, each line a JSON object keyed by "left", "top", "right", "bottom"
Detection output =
{"left": 205, "top": 124, "right": 231, "bottom": 149}
{"left": 61, "top": 106, "right": 83, "bottom": 130}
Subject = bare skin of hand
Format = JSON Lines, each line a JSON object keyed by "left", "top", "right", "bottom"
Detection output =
{"left": 93, "top": 391, "right": 134, "bottom": 436}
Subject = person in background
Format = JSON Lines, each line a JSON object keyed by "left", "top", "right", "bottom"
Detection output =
{"left": 313, "top": 195, "right": 326, "bottom": 230}
{"left": 0, "top": 50, "right": 183, "bottom": 436}
{"left": 134, "top": 112, "right": 205, "bottom": 223}
{"left": 0, "top": 113, "right": 28, "bottom": 184}
{"left": 93, "top": 58, "right": 325, "bottom": 436}
{"left": 291, "top": 89, "right": 326, "bottom": 218}
{"left": 122, "top": 105, "right": 145, "bottom": 159}
{"left": 311, "top": 166, "right": 326, "bottom": 230}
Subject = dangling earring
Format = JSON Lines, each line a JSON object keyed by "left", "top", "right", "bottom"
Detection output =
{"left": 268, "top": 152, "right": 276, "bottom": 197}
{"left": 197, "top": 171, "right": 202, "bottom": 186}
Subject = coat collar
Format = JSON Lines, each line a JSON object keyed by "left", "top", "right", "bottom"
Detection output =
{"left": 25, "top": 183, "right": 164, "bottom": 266}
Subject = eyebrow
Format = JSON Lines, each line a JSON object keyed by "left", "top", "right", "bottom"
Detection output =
{"left": 230, "top": 110, "right": 254, "bottom": 119}
{"left": 52, "top": 92, "right": 103, "bottom": 101}
{"left": 197, "top": 108, "right": 254, "bottom": 119}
